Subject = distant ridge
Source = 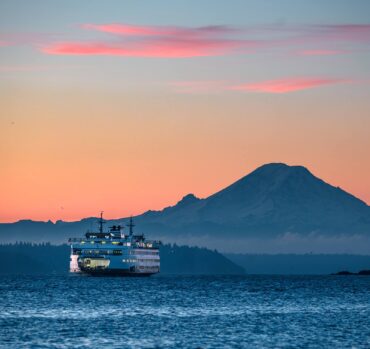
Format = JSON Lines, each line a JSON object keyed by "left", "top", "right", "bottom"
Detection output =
{"left": 135, "top": 163, "right": 369, "bottom": 235}
{"left": 1, "top": 163, "right": 370, "bottom": 253}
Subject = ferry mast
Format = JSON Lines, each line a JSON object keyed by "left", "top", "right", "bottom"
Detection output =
{"left": 127, "top": 216, "right": 135, "bottom": 236}
{"left": 98, "top": 211, "right": 105, "bottom": 233}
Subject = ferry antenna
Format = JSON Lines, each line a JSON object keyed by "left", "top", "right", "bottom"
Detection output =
{"left": 98, "top": 211, "right": 106, "bottom": 233}
{"left": 127, "top": 216, "right": 135, "bottom": 236}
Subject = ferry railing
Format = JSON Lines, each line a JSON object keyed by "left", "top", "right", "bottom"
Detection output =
{"left": 68, "top": 237, "right": 161, "bottom": 248}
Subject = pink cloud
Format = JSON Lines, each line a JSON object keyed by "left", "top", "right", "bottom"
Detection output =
{"left": 42, "top": 22, "right": 255, "bottom": 58}
{"left": 170, "top": 77, "right": 354, "bottom": 94}
{"left": 82, "top": 23, "right": 235, "bottom": 38}
{"left": 40, "top": 22, "right": 370, "bottom": 59}
{"left": 230, "top": 77, "right": 350, "bottom": 94}
{"left": 42, "top": 38, "right": 251, "bottom": 58}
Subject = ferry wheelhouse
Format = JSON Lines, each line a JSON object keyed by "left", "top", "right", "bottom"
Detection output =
{"left": 69, "top": 213, "right": 160, "bottom": 276}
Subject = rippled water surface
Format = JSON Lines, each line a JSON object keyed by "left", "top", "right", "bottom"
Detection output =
{"left": 0, "top": 275, "right": 369, "bottom": 348}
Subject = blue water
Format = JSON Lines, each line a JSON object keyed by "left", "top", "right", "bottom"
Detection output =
{"left": 0, "top": 275, "right": 369, "bottom": 348}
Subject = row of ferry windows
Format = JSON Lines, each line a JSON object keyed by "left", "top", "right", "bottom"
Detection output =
{"left": 139, "top": 266, "right": 159, "bottom": 270}
{"left": 81, "top": 241, "right": 131, "bottom": 246}
{"left": 129, "top": 250, "right": 159, "bottom": 255}
{"left": 72, "top": 249, "right": 122, "bottom": 255}
{"left": 79, "top": 241, "right": 157, "bottom": 249}
{"left": 122, "top": 259, "right": 160, "bottom": 263}
{"left": 72, "top": 249, "right": 159, "bottom": 256}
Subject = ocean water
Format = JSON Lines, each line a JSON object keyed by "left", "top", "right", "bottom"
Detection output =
{"left": 0, "top": 275, "right": 369, "bottom": 348}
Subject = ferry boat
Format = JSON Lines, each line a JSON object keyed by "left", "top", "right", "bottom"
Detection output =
{"left": 69, "top": 213, "right": 160, "bottom": 276}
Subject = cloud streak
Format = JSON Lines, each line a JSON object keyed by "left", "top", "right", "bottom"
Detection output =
{"left": 42, "top": 39, "right": 249, "bottom": 58}
{"left": 42, "top": 23, "right": 251, "bottom": 58}
{"left": 230, "top": 78, "right": 351, "bottom": 94}
{"left": 40, "top": 22, "right": 370, "bottom": 59}
{"left": 82, "top": 23, "right": 236, "bottom": 38}
{"left": 170, "top": 77, "right": 352, "bottom": 94}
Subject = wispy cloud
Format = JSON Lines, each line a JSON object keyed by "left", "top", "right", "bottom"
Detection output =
{"left": 42, "top": 39, "right": 249, "bottom": 58}
{"left": 229, "top": 77, "right": 351, "bottom": 94}
{"left": 42, "top": 23, "right": 252, "bottom": 58}
{"left": 37, "top": 22, "right": 370, "bottom": 59}
{"left": 81, "top": 23, "right": 237, "bottom": 38}
{"left": 169, "top": 77, "right": 352, "bottom": 94}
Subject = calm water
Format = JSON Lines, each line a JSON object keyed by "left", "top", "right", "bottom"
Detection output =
{"left": 0, "top": 275, "right": 369, "bottom": 348}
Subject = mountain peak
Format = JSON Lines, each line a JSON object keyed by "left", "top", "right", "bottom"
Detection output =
{"left": 176, "top": 193, "right": 200, "bottom": 206}
{"left": 211, "top": 163, "right": 313, "bottom": 197}
{"left": 200, "top": 161, "right": 369, "bottom": 229}
{"left": 254, "top": 162, "right": 310, "bottom": 174}
{"left": 256, "top": 162, "right": 289, "bottom": 169}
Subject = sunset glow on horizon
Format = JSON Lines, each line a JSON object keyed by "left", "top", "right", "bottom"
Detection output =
{"left": 1, "top": 0, "right": 370, "bottom": 223}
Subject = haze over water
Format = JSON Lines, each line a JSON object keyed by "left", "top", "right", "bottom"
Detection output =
{"left": 1, "top": 275, "right": 369, "bottom": 348}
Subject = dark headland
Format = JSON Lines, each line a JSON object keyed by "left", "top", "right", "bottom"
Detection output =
{"left": 333, "top": 270, "right": 370, "bottom": 276}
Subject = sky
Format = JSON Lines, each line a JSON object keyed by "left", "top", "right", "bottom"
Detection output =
{"left": 1, "top": 0, "right": 370, "bottom": 222}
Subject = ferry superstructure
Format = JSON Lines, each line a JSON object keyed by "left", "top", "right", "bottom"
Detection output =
{"left": 69, "top": 213, "right": 160, "bottom": 276}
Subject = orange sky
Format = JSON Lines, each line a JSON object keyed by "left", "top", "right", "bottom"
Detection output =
{"left": 1, "top": 1, "right": 370, "bottom": 222}
{"left": 1, "top": 82, "right": 369, "bottom": 222}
